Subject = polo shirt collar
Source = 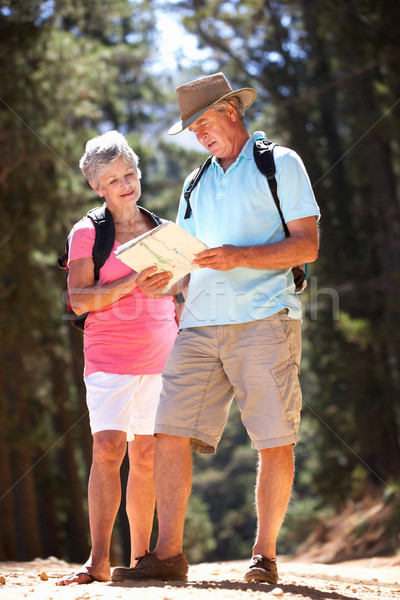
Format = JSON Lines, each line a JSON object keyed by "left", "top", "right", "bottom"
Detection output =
{"left": 241, "top": 131, "right": 266, "bottom": 160}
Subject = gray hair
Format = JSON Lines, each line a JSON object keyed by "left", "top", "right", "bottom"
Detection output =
{"left": 79, "top": 130, "right": 141, "bottom": 186}
{"left": 211, "top": 96, "right": 246, "bottom": 119}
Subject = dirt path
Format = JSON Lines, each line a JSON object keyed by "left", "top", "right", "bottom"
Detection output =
{"left": 1, "top": 555, "right": 399, "bottom": 600}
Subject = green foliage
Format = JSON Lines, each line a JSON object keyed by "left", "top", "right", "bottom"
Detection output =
{"left": 279, "top": 495, "right": 334, "bottom": 556}
{"left": 138, "top": 139, "right": 206, "bottom": 219}
{"left": 184, "top": 495, "right": 217, "bottom": 563}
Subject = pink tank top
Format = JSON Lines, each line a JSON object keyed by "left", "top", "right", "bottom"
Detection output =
{"left": 68, "top": 217, "right": 177, "bottom": 376}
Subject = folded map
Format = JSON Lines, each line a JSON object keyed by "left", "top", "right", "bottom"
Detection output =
{"left": 115, "top": 221, "right": 207, "bottom": 286}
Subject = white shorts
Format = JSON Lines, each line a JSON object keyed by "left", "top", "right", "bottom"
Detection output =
{"left": 84, "top": 372, "right": 163, "bottom": 441}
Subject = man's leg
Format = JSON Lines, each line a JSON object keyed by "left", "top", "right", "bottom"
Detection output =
{"left": 253, "top": 444, "right": 294, "bottom": 558}
{"left": 111, "top": 433, "right": 191, "bottom": 582}
{"left": 244, "top": 444, "right": 294, "bottom": 583}
{"left": 58, "top": 430, "right": 127, "bottom": 585}
{"left": 154, "top": 434, "right": 192, "bottom": 559}
{"left": 126, "top": 434, "right": 156, "bottom": 564}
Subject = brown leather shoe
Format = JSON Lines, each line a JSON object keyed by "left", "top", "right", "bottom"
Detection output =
{"left": 111, "top": 551, "right": 188, "bottom": 582}
{"left": 243, "top": 554, "right": 278, "bottom": 583}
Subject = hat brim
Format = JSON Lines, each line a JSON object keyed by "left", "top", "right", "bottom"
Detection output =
{"left": 168, "top": 88, "right": 257, "bottom": 135}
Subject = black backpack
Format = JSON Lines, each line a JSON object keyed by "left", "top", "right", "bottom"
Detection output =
{"left": 183, "top": 139, "right": 307, "bottom": 293}
{"left": 58, "top": 203, "right": 162, "bottom": 330}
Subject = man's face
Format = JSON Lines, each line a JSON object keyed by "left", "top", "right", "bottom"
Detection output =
{"left": 188, "top": 105, "right": 238, "bottom": 159}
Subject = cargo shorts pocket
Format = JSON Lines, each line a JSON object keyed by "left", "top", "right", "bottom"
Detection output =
{"left": 271, "top": 356, "right": 302, "bottom": 423}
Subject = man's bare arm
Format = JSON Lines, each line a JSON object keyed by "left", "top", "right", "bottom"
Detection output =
{"left": 193, "top": 216, "right": 318, "bottom": 271}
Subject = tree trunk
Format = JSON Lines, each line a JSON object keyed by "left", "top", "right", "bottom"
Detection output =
{"left": 12, "top": 447, "right": 42, "bottom": 559}
{"left": 48, "top": 345, "right": 91, "bottom": 562}
{"left": 301, "top": 1, "right": 354, "bottom": 275}
{"left": 0, "top": 425, "right": 17, "bottom": 559}
{"left": 37, "top": 455, "right": 62, "bottom": 558}
{"left": 68, "top": 326, "right": 92, "bottom": 476}
{"left": 356, "top": 71, "right": 400, "bottom": 477}
{"left": 6, "top": 353, "right": 42, "bottom": 560}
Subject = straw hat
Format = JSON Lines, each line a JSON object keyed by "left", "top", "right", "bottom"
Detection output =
{"left": 168, "top": 72, "right": 257, "bottom": 135}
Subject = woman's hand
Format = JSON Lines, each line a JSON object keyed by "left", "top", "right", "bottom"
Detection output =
{"left": 136, "top": 266, "right": 174, "bottom": 298}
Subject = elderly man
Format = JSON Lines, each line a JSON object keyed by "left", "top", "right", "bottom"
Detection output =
{"left": 112, "top": 72, "right": 320, "bottom": 585}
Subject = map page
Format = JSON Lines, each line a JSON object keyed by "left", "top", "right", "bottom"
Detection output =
{"left": 115, "top": 221, "right": 207, "bottom": 286}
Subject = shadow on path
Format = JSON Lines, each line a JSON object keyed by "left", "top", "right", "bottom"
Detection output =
{"left": 110, "top": 578, "right": 364, "bottom": 600}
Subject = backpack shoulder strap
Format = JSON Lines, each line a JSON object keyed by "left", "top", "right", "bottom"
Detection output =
{"left": 253, "top": 139, "right": 290, "bottom": 238}
{"left": 87, "top": 204, "right": 116, "bottom": 281}
{"left": 254, "top": 139, "right": 308, "bottom": 293}
{"left": 58, "top": 250, "right": 68, "bottom": 269}
{"left": 183, "top": 156, "right": 213, "bottom": 219}
{"left": 58, "top": 214, "right": 90, "bottom": 270}
{"left": 87, "top": 204, "right": 162, "bottom": 281}
{"left": 138, "top": 205, "right": 163, "bottom": 227}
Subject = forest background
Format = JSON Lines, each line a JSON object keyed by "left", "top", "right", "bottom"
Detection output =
{"left": 1, "top": 0, "right": 400, "bottom": 566}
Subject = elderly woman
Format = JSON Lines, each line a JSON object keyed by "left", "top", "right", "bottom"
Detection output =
{"left": 58, "top": 131, "right": 177, "bottom": 585}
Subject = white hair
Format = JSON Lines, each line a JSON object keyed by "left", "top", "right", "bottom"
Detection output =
{"left": 79, "top": 130, "right": 141, "bottom": 185}
{"left": 211, "top": 96, "right": 246, "bottom": 119}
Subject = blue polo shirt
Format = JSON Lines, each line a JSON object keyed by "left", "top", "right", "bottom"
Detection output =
{"left": 177, "top": 131, "right": 320, "bottom": 327}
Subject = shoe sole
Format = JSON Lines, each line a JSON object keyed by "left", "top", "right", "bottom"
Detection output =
{"left": 112, "top": 574, "right": 188, "bottom": 583}
{"left": 244, "top": 570, "right": 278, "bottom": 584}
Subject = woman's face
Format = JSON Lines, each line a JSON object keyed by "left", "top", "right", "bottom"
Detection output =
{"left": 91, "top": 156, "right": 141, "bottom": 212}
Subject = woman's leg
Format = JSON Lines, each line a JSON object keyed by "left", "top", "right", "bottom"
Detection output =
{"left": 58, "top": 430, "right": 127, "bottom": 585}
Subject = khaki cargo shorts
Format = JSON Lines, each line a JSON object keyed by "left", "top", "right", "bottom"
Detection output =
{"left": 155, "top": 310, "right": 302, "bottom": 454}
